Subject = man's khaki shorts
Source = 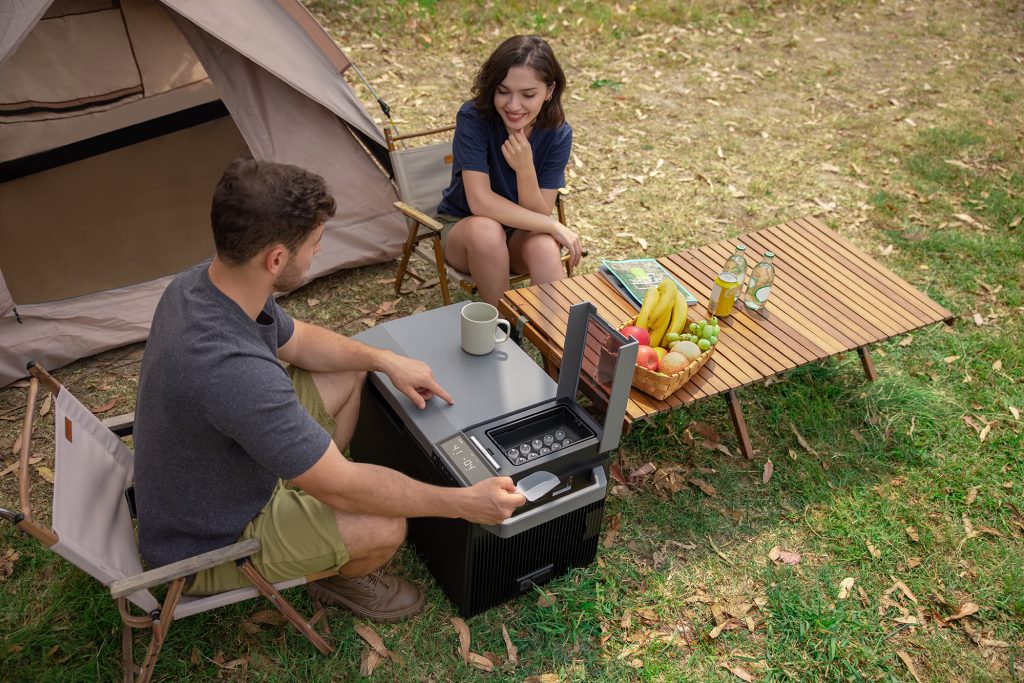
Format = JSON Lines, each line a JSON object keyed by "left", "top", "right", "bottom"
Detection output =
{"left": 184, "top": 366, "right": 349, "bottom": 595}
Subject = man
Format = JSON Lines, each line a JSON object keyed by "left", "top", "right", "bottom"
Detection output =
{"left": 134, "top": 159, "right": 525, "bottom": 623}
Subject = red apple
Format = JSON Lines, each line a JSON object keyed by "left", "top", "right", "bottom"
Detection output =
{"left": 620, "top": 325, "right": 651, "bottom": 346}
{"left": 635, "top": 344, "right": 659, "bottom": 371}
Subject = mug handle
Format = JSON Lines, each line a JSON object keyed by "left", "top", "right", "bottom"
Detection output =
{"left": 494, "top": 319, "right": 511, "bottom": 343}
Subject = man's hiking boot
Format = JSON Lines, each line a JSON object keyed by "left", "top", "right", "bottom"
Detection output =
{"left": 307, "top": 570, "right": 425, "bottom": 623}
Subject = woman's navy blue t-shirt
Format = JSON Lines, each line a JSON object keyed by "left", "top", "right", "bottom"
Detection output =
{"left": 437, "top": 100, "right": 572, "bottom": 218}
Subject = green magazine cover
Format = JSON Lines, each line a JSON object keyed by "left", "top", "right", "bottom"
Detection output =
{"left": 599, "top": 259, "right": 698, "bottom": 309}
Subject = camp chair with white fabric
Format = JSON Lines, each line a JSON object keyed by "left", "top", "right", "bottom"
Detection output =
{"left": 0, "top": 363, "right": 335, "bottom": 683}
{"left": 387, "top": 125, "right": 574, "bottom": 306}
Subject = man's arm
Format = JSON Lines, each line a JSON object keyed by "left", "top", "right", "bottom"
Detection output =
{"left": 292, "top": 442, "right": 526, "bottom": 525}
{"left": 279, "top": 320, "right": 453, "bottom": 409}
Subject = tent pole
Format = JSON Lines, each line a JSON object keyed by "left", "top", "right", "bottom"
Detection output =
{"left": 347, "top": 62, "right": 401, "bottom": 142}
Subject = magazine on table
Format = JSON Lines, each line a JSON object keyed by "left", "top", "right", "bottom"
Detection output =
{"left": 599, "top": 258, "right": 698, "bottom": 310}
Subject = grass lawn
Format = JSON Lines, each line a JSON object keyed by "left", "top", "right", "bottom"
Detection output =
{"left": 1, "top": 0, "right": 1021, "bottom": 681}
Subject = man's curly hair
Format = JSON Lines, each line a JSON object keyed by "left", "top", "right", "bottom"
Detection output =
{"left": 211, "top": 158, "right": 337, "bottom": 265}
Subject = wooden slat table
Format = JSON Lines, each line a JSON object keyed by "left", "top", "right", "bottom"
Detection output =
{"left": 499, "top": 216, "right": 955, "bottom": 458}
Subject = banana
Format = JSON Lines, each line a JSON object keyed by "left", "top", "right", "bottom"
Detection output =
{"left": 667, "top": 290, "right": 689, "bottom": 336}
{"left": 647, "top": 279, "right": 677, "bottom": 347}
{"left": 635, "top": 286, "right": 660, "bottom": 328}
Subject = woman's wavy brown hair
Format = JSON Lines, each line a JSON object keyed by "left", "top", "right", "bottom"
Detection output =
{"left": 471, "top": 35, "right": 566, "bottom": 130}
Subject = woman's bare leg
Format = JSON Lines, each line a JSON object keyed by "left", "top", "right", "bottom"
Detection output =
{"left": 444, "top": 216, "right": 510, "bottom": 307}
{"left": 509, "top": 230, "right": 563, "bottom": 285}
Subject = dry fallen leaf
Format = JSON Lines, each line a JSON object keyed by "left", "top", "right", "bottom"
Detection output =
{"left": 40, "top": 393, "right": 52, "bottom": 418}
{"left": 789, "top": 423, "right": 818, "bottom": 455}
{"left": 893, "top": 579, "right": 918, "bottom": 604}
{"left": 690, "top": 421, "right": 720, "bottom": 443}
{"left": 522, "top": 676, "right": 561, "bottom": 683}
{"left": 838, "top": 577, "right": 856, "bottom": 600}
{"left": 90, "top": 399, "right": 117, "bottom": 414}
{"left": 768, "top": 545, "right": 801, "bottom": 565}
{"left": 966, "top": 486, "right": 979, "bottom": 505}
{"left": 360, "top": 650, "right": 385, "bottom": 677}
{"left": 689, "top": 478, "right": 719, "bottom": 498}
{"left": 905, "top": 526, "right": 920, "bottom": 542}
{"left": 1010, "top": 406, "right": 1020, "bottom": 421}
{"left": 537, "top": 590, "right": 557, "bottom": 608}
{"left": 0, "top": 547, "right": 20, "bottom": 581}
{"left": 603, "top": 514, "right": 621, "bottom": 549}
{"left": 898, "top": 334, "right": 913, "bottom": 347}
{"left": 762, "top": 459, "right": 774, "bottom": 484}
{"left": 978, "top": 424, "right": 991, "bottom": 442}
{"left": 896, "top": 650, "right": 923, "bottom": 682}
{"left": 354, "top": 623, "right": 390, "bottom": 658}
{"left": 501, "top": 623, "right": 518, "bottom": 666}
{"left": 450, "top": 617, "right": 493, "bottom": 672}
{"left": 628, "top": 462, "right": 657, "bottom": 482}
{"left": 866, "top": 541, "right": 881, "bottom": 560}
{"left": 36, "top": 466, "right": 55, "bottom": 484}
{"left": 720, "top": 663, "right": 753, "bottom": 681}
{"left": 943, "top": 355, "right": 960, "bottom": 364}
{"left": 942, "top": 602, "right": 980, "bottom": 624}
{"left": 10, "top": 433, "right": 22, "bottom": 457}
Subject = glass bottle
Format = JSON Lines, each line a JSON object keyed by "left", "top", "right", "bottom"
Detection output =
{"left": 743, "top": 251, "right": 776, "bottom": 311}
{"left": 723, "top": 244, "right": 748, "bottom": 290}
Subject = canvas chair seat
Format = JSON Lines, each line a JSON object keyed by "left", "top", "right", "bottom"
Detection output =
{"left": 387, "top": 124, "right": 576, "bottom": 306}
{"left": 1, "top": 363, "right": 334, "bottom": 683}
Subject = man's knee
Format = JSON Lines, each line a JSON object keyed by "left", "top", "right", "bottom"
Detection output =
{"left": 311, "top": 369, "right": 365, "bottom": 418}
{"left": 378, "top": 516, "right": 406, "bottom": 554}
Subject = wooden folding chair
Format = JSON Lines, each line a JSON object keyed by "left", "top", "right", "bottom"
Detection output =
{"left": 386, "top": 125, "right": 575, "bottom": 306}
{"left": 0, "top": 363, "right": 336, "bottom": 683}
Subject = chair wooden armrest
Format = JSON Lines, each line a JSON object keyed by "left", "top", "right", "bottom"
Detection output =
{"left": 109, "top": 538, "right": 261, "bottom": 598}
{"left": 394, "top": 201, "right": 443, "bottom": 232}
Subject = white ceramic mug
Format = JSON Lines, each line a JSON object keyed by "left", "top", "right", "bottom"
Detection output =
{"left": 461, "top": 302, "right": 511, "bottom": 355}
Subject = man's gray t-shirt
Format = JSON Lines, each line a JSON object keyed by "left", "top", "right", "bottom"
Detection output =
{"left": 134, "top": 263, "right": 331, "bottom": 568}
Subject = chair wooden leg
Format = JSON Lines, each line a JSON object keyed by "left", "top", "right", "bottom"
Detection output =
{"left": 236, "top": 560, "right": 333, "bottom": 655}
{"left": 121, "top": 620, "right": 135, "bottom": 683}
{"left": 394, "top": 220, "right": 420, "bottom": 296}
{"left": 724, "top": 390, "right": 754, "bottom": 460}
{"left": 857, "top": 346, "right": 878, "bottom": 382}
{"left": 430, "top": 235, "right": 452, "bottom": 306}
{"left": 135, "top": 577, "right": 185, "bottom": 683}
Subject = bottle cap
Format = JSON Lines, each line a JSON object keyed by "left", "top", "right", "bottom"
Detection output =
{"left": 736, "top": 244, "right": 746, "bottom": 251}
{"left": 764, "top": 251, "right": 775, "bottom": 258}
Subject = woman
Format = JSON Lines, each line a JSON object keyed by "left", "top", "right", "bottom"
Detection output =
{"left": 437, "top": 35, "right": 582, "bottom": 308}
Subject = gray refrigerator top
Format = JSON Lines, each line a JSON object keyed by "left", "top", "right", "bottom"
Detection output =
{"left": 353, "top": 303, "right": 556, "bottom": 451}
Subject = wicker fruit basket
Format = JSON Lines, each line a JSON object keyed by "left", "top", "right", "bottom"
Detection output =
{"left": 624, "top": 317, "right": 716, "bottom": 401}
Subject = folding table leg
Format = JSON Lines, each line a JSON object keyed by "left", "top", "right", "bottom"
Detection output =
{"left": 857, "top": 346, "right": 878, "bottom": 382}
{"left": 724, "top": 390, "right": 754, "bottom": 460}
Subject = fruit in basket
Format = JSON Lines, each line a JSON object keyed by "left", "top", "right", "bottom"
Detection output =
{"left": 697, "top": 338, "right": 712, "bottom": 351}
{"left": 648, "top": 279, "right": 677, "bottom": 347}
{"left": 663, "top": 332, "right": 681, "bottom": 346}
{"left": 635, "top": 286, "right": 660, "bottom": 328}
{"left": 672, "top": 340, "right": 702, "bottom": 362}
{"left": 654, "top": 347, "right": 668, "bottom": 362}
{"left": 667, "top": 290, "right": 689, "bottom": 336}
{"left": 659, "top": 351, "right": 690, "bottom": 375}
{"left": 635, "top": 345, "right": 660, "bottom": 371}
{"left": 620, "top": 325, "right": 650, "bottom": 346}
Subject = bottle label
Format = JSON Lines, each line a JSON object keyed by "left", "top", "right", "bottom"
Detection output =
{"left": 754, "top": 286, "right": 771, "bottom": 303}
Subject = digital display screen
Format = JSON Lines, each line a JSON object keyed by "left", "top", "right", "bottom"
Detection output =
{"left": 437, "top": 434, "right": 491, "bottom": 486}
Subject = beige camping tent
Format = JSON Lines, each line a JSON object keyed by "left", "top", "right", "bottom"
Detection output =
{"left": 0, "top": 0, "right": 405, "bottom": 385}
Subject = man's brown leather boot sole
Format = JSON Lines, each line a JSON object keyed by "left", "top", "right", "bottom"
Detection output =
{"left": 307, "top": 570, "right": 425, "bottom": 623}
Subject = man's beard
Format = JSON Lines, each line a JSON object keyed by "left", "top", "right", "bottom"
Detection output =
{"left": 272, "top": 259, "right": 304, "bottom": 292}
